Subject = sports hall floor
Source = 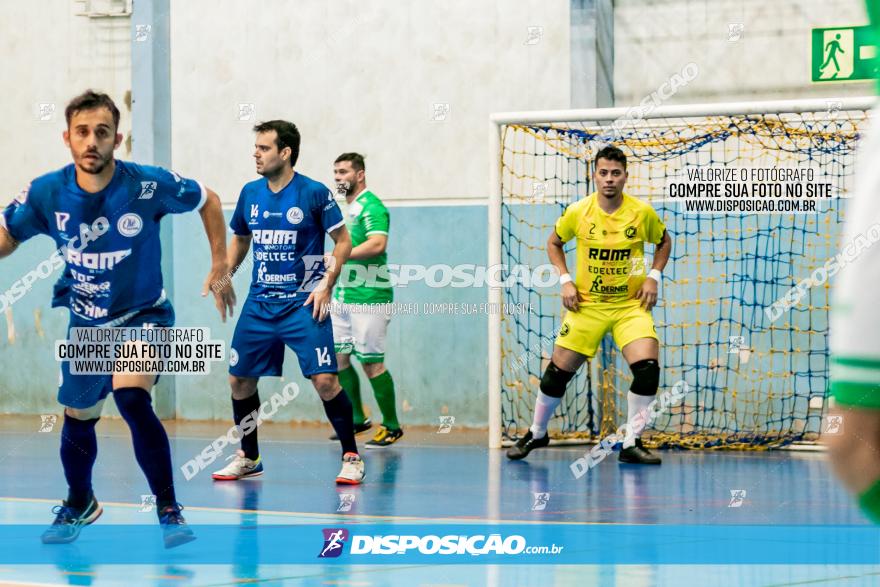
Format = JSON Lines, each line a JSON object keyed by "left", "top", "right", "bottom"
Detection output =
{"left": 0, "top": 416, "right": 875, "bottom": 586}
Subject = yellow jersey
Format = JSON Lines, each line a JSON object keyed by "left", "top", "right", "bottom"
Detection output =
{"left": 555, "top": 192, "right": 666, "bottom": 304}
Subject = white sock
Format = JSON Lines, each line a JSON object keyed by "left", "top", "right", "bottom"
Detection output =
{"left": 530, "top": 392, "right": 562, "bottom": 439}
{"left": 623, "top": 392, "right": 654, "bottom": 448}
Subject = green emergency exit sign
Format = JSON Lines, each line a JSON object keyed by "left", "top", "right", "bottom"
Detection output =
{"left": 812, "top": 25, "right": 878, "bottom": 82}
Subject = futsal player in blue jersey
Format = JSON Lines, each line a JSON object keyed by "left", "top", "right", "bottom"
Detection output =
{"left": 211, "top": 120, "right": 365, "bottom": 484}
{"left": 0, "top": 91, "right": 235, "bottom": 547}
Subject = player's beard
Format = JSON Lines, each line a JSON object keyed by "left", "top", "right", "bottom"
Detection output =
{"left": 77, "top": 148, "right": 111, "bottom": 175}
{"left": 336, "top": 181, "right": 353, "bottom": 196}
{"left": 257, "top": 160, "right": 284, "bottom": 179}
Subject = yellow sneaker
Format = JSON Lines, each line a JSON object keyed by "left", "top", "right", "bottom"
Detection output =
{"left": 365, "top": 426, "right": 404, "bottom": 448}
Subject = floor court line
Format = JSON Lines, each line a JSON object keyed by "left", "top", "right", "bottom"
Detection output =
{"left": 0, "top": 496, "right": 627, "bottom": 526}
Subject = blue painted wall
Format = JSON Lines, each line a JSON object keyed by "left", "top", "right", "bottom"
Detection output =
{"left": 1, "top": 201, "right": 838, "bottom": 438}
{"left": 0, "top": 205, "right": 490, "bottom": 427}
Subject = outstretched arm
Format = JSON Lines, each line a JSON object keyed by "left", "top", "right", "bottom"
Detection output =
{"left": 198, "top": 188, "right": 235, "bottom": 321}
{"left": 226, "top": 234, "right": 252, "bottom": 277}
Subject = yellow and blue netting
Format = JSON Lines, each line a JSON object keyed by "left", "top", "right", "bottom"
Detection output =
{"left": 499, "top": 108, "right": 866, "bottom": 448}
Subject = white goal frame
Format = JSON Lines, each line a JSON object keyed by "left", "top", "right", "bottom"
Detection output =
{"left": 488, "top": 96, "right": 876, "bottom": 449}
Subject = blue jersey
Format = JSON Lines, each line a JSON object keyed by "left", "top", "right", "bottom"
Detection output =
{"left": 230, "top": 172, "right": 344, "bottom": 304}
{"left": 1, "top": 160, "right": 206, "bottom": 323}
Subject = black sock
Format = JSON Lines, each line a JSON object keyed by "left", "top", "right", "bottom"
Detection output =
{"left": 113, "top": 387, "right": 176, "bottom": 509}
{"left": 323, "top": 389, "right": 358, "bottom": 456}
{"left": 60, "top": 414, "right": 99, "bottom": 509}
{"left": 232, "top": 392, "right": 261, "bottom": 460}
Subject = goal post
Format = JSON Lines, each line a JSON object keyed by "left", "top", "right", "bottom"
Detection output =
{"left": 488, "top": 97, "right": 875, "bottom": 450}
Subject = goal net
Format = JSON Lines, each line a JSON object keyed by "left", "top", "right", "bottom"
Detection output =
{"left": 488, "top": 98, "right": 873, "bottom": 449}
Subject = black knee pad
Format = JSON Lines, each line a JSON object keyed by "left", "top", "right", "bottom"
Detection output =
{"left": 630, "top": 359, "right": 660, "bottom": 396}
{"left": 540, "top": 362, "right": 576, "bottom": 398}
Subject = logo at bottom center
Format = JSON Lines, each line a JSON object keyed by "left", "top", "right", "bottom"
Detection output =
{"left": 319, "top": 528, "right": 349, "bottom": 558}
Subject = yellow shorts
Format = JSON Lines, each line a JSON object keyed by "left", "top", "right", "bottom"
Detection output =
{"left": 554, "top": 299, "right": 658, "bottom": 358}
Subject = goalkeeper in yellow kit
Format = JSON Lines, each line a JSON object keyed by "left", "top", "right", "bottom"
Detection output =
{"left": 507, "top": 146, "right": 672, "bottom": 464}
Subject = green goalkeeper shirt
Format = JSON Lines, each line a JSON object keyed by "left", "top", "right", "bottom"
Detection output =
{"left": 334, "top": 190, "right": 393, "bottom": 304}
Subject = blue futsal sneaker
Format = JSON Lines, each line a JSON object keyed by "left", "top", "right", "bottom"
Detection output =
{"left": 159, "top": 503, "right": 197, "bottom": 549}
{"left": 41, "top": 494, "right": 103, "bottom": 544}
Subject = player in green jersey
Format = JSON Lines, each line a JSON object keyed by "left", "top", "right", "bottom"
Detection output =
{"left": 330, "top": 153, "right": 402, "bottom": 447}
{"left": 826, "top": 0, "right": 880, "bottom": 524}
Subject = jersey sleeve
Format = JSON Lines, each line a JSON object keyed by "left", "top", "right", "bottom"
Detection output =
{"left": 152, "top": 167, "right": 207, "bottom": 216}
{"left": 229, "top": 188, "right": 251, "bottom": 236}
{"left": 362, "top": 198, "right": 390, "bottom": 237}
{"left": 644, "top": 206, "right": 667, "bottom": 245}
{"left": 315, "top": 187, "right": 345, "bottom": 234}
{"left": 554, "top": 204, "right": 578, "bottom": 243}
{"left": 1, "top": 183, "right": 49, "bottom": 243}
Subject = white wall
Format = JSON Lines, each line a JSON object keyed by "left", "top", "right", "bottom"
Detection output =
{"left": 3, "top": 1, "right": 876, "bottom": 207}
{"left": 0, "top": 1, "right": 131, "bottom": 206}
{"left": 614, "top": 0, "right": 873, "bottom": 106}
{"left": 169, "top": 0, "right": 571, "bottom": 204}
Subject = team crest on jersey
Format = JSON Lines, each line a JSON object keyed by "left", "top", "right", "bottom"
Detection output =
{"left": 559, "top": 323, "right": 570, "bottom": 337}
{"left": 286, "top": 207, "right": 304, "bottom": 225}
{"left": 117, "top": 213, "right": 143, "bottom": 237}
{"left": 139, "top": 181, "right": 157, "bottom": 200}
{"left": 625, "top": 226, "right": 636, "bottom": 239}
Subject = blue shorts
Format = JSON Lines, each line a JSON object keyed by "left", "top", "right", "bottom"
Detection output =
{"left": 58, "top": 300, "right": 176, "bottom": 409}
{"left": 229, "top": 297, "right": 337, "bottom": 378}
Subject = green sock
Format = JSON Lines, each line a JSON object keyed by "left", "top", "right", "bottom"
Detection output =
{"left": 858, "top": 477, "right": 880, "bottom": 524}
{"left": 338, "top": 366, "right": 366, "bottom": 425}
{"left": 369, "top": 370, "right": 399, "bottom": 430}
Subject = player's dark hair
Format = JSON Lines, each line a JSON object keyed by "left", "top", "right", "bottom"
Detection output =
{"left": 65, "top": 90, "right": 121, "bottom": 131}
{"left": 253, "top": 120, "right": 301, "bottom": 167}
{"left": 335, "top": 152, "right": 366, "bottom": 172}
{"left": 595, "top": 146, "right": 627, "bottom": 170}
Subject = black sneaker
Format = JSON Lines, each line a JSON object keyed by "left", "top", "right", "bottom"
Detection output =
{"left": 41, "top": 494, "right": 103, "bottom": 544}
{"left": 618, "top": 438, "right": 662, "bottom": 465}
{"left": 329, "top": 418, "right": 372, "bottom": 441}
{"left": 506, "top": 430, "right": 550, "bottom": 460}
{"left": 158, "top": 503, "right": 197, "bottom": 549}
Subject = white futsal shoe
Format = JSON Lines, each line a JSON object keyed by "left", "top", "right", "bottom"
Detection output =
{"left": 212, "top": 450, "right": 264, "bottom": 481}
{"left": 335, "top": 452, "right": 366, "bottom": 485}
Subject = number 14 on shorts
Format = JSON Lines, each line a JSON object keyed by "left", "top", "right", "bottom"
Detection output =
{"left": 316, "top": 346, "right": 332, "bottom": 366}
